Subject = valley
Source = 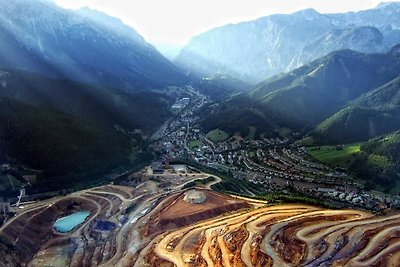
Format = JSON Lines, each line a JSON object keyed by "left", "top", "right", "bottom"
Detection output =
{"left": 3, "top": 79, "right": 400, "bottom": 266}
{"left": 150, "top": 88, "right": 399, "bottom": 210}
{"left": 2, "top": 82, "right": 399, "bottom": 266}
{"left": 1, "top": 1, "right": 400, "bottom": 266}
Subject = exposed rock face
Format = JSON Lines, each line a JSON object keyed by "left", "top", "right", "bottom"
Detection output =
{"left": 146, "top": 204, "right": 400, "bottom": 267}
{"left": 175, "top": 3, "right": 400, "bottom": 83}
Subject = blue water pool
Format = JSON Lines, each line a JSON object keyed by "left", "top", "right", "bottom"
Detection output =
{"left": 53, "top": 211, "right": 90, "bottom": 233}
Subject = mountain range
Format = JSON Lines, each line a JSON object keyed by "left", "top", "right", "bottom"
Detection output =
{"left": 0, "top": 0, "right": 188, "bottom": 90}
{"left": 175, "top": 2, "right": 400, "bottom": 83}
{"left": 1, "top": 0, "right": 400, "bottom": 195}
{"left": 0, "top": 0, "right": 187, "bottom": 194}
{"left": 0, "top": 67, "right": 174, "bottom": 194}
{"left": 199, "top": 45, "right": 400, "bottom": 139}
{"left": 2, "top": 3, "right": 400, "bottom": 265}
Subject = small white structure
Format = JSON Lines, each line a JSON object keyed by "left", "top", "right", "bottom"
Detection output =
{"left": 183, "top": 190, "right": 207, "bottom": 204}
{"left": 16, "top": 189, "right": 25, "bottom": 207}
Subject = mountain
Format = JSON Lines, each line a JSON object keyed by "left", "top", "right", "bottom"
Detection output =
{"left": 199, "top": 46, "right": 400, "bottom": 139}
{"left": 314, "top": 76, "right": 400, "bottom": 143}
{"left": 350, "top": 131, "right": 400, "bottom": 193}
{"left": 155, "top": 44, "right": 183, "bottom": 60}
{"left": 362, "top": 131, "right": 400, "bottom": 167}
{"left": 0, "top": 0, "right": 188, "bottom": 90}
{"left": 252, "top": 47, "right": 400, "bottom": 126}
{"left": 175, "top": 3, "right": 400, "bottom": 83}
{"left": 0, "top": 68, "right": 175, "bottom": 194}
{"left": 191, "top": 74, "right": 251, "bottom": 100}
{"left": 300, "top": 26, "right": 385, "bottom": 62}
{"left": 0, "top": 96, "right": 134, "bottom": 193}
{"left": 0, "top": 0, "right": 191, "bottom": 194}
{"left": 0, "top": 69, "right": 172, "bottom": 133}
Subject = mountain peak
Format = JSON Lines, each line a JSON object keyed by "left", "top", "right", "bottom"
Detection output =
{"left": 76, "top": 6, "right": 146, "bottom": 45}
{"left": 293, "top": 8, "right": 320, "bottom": 18}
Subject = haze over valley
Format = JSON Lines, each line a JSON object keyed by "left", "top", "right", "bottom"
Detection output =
{"left": 1, "top": 1, "right": 400, "bottom": 266}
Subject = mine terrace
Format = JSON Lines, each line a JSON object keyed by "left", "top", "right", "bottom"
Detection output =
{"left": 1, "top": 164, "right": 400, "bottom": 266}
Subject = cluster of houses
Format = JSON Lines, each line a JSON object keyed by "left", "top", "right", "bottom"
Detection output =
{"left": 171, "top": 97, "right": 190, "bottom": 111}
{"left": 314, "top": 188, "right": 400, "bottom": 210}
{"left": 151, "top": 87, "right": 400, "bottom": 211}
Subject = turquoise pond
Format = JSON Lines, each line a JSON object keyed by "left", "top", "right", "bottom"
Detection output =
{"left": 53, "top": 211, "right": 90, "bottom": 233}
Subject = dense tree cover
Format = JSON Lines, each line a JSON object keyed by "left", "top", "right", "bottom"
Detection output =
{"left": 341, "top": 132, "right": 400, "bottom": 193}
{"left": 199, "top": 47, "right": 400, "bottom": 139}
{"left": 0, "top": 69, "right": 173, "bottom": 133}
{"left": 314, "top": 77, "right": 400, "bottom": 143}
{"left": 0, "top": 68, "right": 173, "bottom": 193}
{"left": 0, "top": 97, "right": 148, "bottom": 192}
{"left": 190, "top": 74, "right": 250, "bottom": 100}
{"left": 197, "top": 95, "right": 280, "bottom": 138}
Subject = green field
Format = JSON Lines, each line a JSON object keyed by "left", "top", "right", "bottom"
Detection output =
{"left": 308, "top": 143, "right": 361, "bottom": 168}
{"left": 206, "top": 129, "right": 229, "bottom": 143}
{"left": 188, "top": 139, "right": 202, "bottom": 150}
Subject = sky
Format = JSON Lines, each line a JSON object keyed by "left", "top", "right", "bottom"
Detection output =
{"left": 53, "top": 0, "right": 398, "bottom": 46}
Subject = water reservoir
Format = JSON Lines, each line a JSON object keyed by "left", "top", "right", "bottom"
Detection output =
{"left": 53, "top": 211, "right": 90, "bottom": 233}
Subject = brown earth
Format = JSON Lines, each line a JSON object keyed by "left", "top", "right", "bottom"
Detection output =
{"left": 144, "top": 244, "right": 176, "bottom": 267}
{"left": 148, "top": 204, "right": 400, "bottom": 267}
{"left": 146, "top": 189, "right": 251, "bottom": 234}
{"left": 251, "top": 231, "right": 273, "bottom": 267}
{"left": 224, "top": 225, "right": 248, "bottom": 266}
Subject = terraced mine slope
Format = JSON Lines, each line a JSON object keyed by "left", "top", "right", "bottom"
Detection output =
{"left": 1, "top": 166, "right": 399, "bottom": 266}
{"left": 146, "top": 204, "right": 400, "bottom": 267}
{"left": 0, "top": 185, "right": 136, "bottom": 266}
{"left": 146, "top": 189, "right": 251, "bottom": 235}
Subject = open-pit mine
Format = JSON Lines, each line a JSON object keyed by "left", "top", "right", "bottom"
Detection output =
{"left": 1, "top": 166, "right": 400, "bottom": 267}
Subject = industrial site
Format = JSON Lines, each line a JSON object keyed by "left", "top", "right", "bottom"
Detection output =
{"left": 1, "top": 164, "right": 399, "bottom": 266}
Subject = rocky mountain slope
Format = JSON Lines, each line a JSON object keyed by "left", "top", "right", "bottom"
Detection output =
{"left": 0, "top": 66, "right": 173, "bottom": 194}
{"left": 0, "top": 0, "right": 187, "bottom": 90}
{"left": 175, "top": 3, "right": 400, "bottom": 83}
{"left": 0, "top": 0, "right": 188, "bottom": 194}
